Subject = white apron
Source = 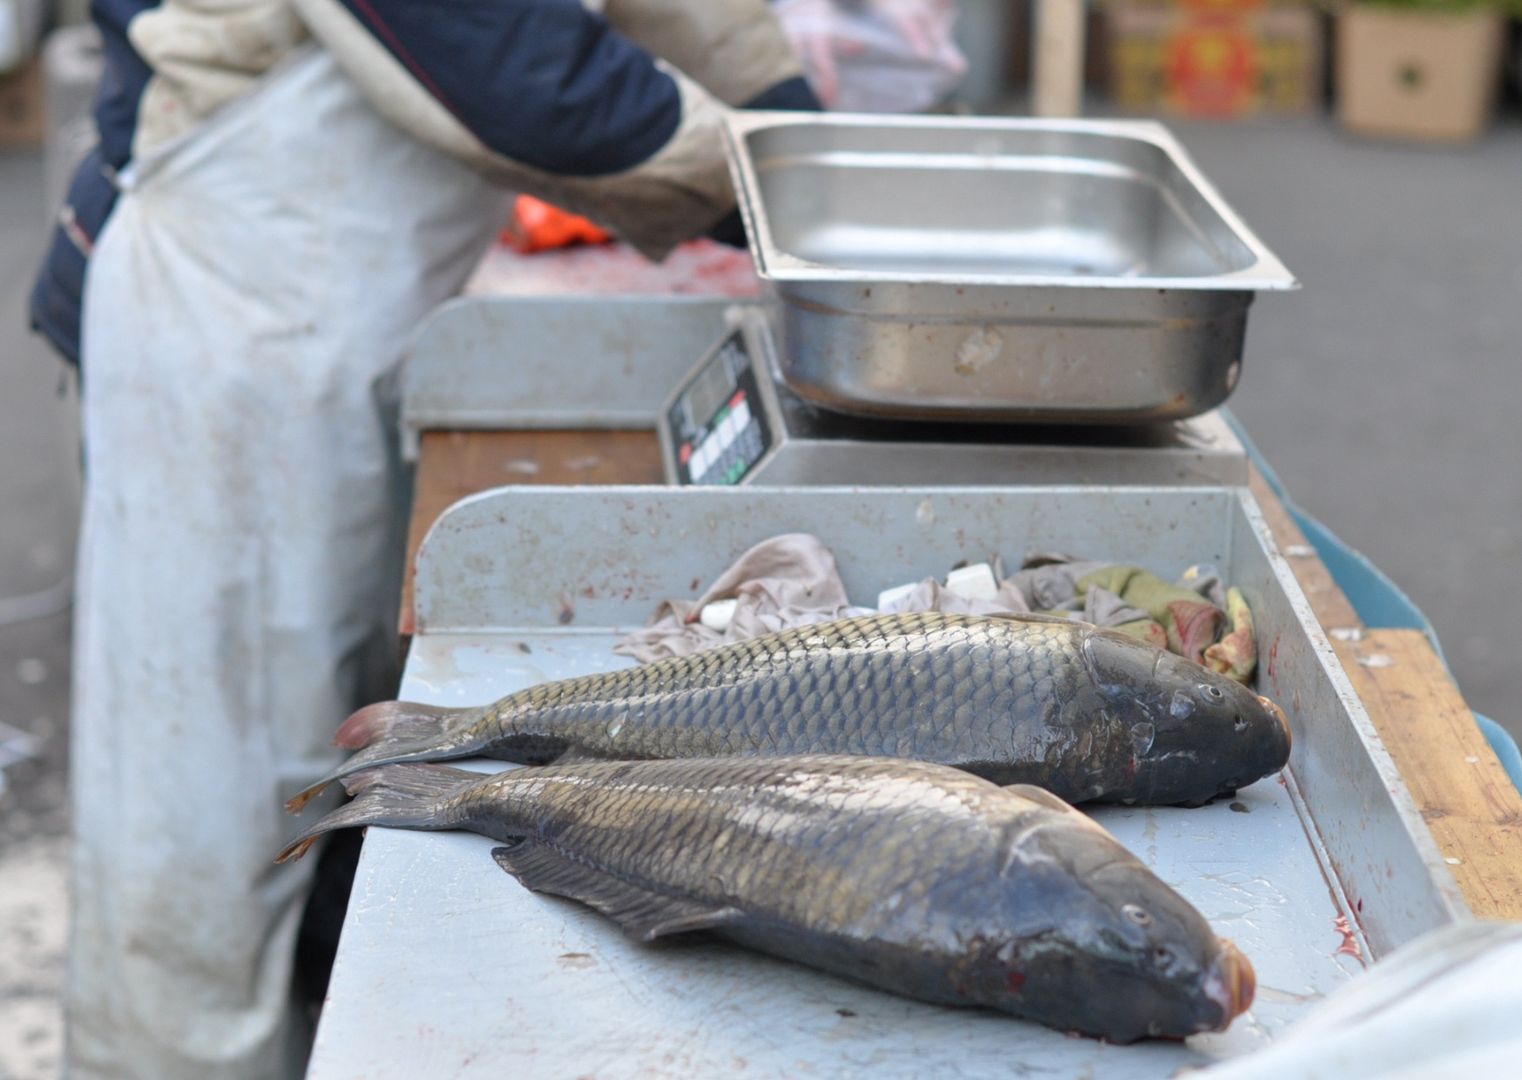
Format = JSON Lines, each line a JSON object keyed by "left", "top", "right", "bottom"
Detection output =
{"left": 71, "top": 45, "right": 504, "bottom": 1079}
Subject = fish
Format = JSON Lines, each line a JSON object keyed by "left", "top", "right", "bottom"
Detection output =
{"left": 277, "top": 755, "right": 1256, "bottom": 1042}
{"left": 287, "top": 612, "right": 1291, "bottom": 813}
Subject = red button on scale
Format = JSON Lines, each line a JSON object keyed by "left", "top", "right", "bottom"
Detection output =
{"left": 679, "top": 443, "right": 692, "bottom": 465}
{"left": 729, "top": 389, "right": 746, "bottom": 409}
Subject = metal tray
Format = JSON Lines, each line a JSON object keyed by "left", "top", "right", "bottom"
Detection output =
{"left": 722, "top": 113, "right": 1297, "bottom": 424}
{"left": 309, "top": 486, "right": 1461, "bottom": 1079}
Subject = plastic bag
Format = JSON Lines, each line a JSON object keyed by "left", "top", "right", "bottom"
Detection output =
{"left": 773, "top": 0, "right": 966, "bottom": 113}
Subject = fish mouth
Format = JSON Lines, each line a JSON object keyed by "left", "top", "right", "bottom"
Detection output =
{"left": 1199, "top": 938, "right": 1255, "bottom": 1031}
{"left": 1258, "top": 695, "right": 1292, "bottom": 754}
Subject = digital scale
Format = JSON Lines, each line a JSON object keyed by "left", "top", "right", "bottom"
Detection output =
{"left": 657, "top": 308, "right": 1249, "bottom": 489}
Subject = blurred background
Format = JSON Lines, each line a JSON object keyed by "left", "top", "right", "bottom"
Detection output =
{"left": 1, "top": 2, "right": 1519, "bottom": 1075}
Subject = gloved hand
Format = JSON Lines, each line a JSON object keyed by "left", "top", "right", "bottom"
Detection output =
{"left": 772, "top": 0, "right": 860, "bottom": 108}
{"left": 872, "top": 0, "right": 962, "bottom": 66}
{"left": 773, "top": 0, "right": 966, "bottom": 110}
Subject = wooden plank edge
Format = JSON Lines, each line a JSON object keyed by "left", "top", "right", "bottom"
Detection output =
{"left": 1337, "top": 629, "right": 1522, "bottom": 921}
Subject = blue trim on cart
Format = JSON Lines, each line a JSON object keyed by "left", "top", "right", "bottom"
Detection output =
{"left": 1221, "top": 408, "right": 1522, "bottom": 794}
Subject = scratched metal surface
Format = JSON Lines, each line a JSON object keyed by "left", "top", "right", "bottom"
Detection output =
{"left": 308, "top": 486, "right": 1462, "bottom": 1078}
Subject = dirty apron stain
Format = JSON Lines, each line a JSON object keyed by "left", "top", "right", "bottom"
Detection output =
{"left": 70, "top": 45, "right": 503, "bottom": 1080}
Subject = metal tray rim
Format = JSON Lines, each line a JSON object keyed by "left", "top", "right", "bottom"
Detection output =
{"left": 722, "top": 111, "right": 1298, "bottom": 292}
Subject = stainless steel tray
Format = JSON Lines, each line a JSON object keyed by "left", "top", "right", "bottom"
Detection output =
{"left": 723, "top": 113, "right": 1297, "bottom": 424}
{"left": 309, "top": 486, "right": 1461, "bottom": 1079}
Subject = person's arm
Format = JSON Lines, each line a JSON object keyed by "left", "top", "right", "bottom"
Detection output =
{"left": 293, "top": 0, "right": 812, "bottom": 258}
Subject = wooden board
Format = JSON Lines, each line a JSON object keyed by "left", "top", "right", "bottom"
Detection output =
{"left": 1336, "top": 629, "right": 1522, "bottom": 920}
{"left": 1248, "top": 465, "right": 1522, "bottom": 918}
{"left": 401, "top": 433, "right": 1522, "bottom": 917}
{"left": 400, "top": 430, "right": 663, "bottom": 636}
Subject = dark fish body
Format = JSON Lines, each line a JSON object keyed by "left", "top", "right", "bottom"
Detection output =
{"left": 279, "top": 755, "right": 1254, "bottom": 1042}
{"left": 289, "top": 613, "right": 1290, "bottom": 812}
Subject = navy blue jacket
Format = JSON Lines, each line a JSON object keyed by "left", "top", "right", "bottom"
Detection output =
{"left": 31, "top": 0, "right": 816, "bottom": 364}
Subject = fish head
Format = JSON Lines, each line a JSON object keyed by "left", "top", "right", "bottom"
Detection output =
{"left": 1080, "top": 629, "right": 1292, "bottom": 805}
{"left": 987, "top": 811, "right": 1254, "bottom": 1041}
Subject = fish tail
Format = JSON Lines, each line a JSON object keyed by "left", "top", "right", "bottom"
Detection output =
{"left": 275, "top": 764, "right": 479, "bottom": 864}
{"left": 285, "top": 701, "right": 487, "bottom": 814}
{"left": 334, "top": 700, "right": 463, "bottom": 750}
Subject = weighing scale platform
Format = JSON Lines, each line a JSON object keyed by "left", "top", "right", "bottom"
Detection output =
{"left": 402, "top": 296, "right": 1251, "bottom": 489}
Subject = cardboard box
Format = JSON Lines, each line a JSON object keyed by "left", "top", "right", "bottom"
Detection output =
{"left": 0, "top": 53, "right": 45, "bottom": 147}
{"left": 1107, "top": 0, "right": 1325, "bottom": 117}
{"left": 1337, "top": 6, "right": 1503, "bottom": 143}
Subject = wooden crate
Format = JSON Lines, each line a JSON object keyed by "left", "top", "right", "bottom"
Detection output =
{"left": 1337, "top": 6, "right": 1504, "bottom": 142}
{"left": 0, "top": 53, "right": 44, "bottom": 147}
{"left": 1107, "top": 0, "right": 1325, "bottom": 117}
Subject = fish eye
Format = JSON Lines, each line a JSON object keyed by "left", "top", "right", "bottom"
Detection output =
{"left": 1123, "top": 904, "right": 1152, "bottom": 926}
{"left": 1204, "top": 685, "right": 1225, "bottom": 701}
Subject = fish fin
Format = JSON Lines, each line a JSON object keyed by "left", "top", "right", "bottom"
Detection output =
{"left": 1000, "top": 783, "right": 1076, "bottom": 812}
{"left": 1001, "top": 783, "right": 1110, "bottom": 832}
{"left": 987, "top": 612, "right": 1080, "bottom": 626}
{"left": 489, "top": 843, "right": 743, "bottom": 943}
{"left": 286, "top": 703, "right": 483, "bottom": 813}
{"left": 334, "top": 700, "right": 465, "bottom": 750}
{"left": 275, "top": 764, "right": 478, "bottom": 863}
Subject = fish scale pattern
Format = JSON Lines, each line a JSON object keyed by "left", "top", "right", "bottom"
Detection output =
{"left": 484, "top": 613, "right": 1091, "bottom": 774}
{"left": 285, "top": 753, "right": 1248, "bottom": 1039}
{"left": 463, "top": 755, "right": 1034, "bottom": 943}
{"left": 302, "top": 611, "right": 1289, "bottom": 811}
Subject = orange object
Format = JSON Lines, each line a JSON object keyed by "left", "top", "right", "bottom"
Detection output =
{"left": 1107, "top": 0, "right": 1323, "bottom": 118}
{"left": 1165, "top": 24, "right": 1258, "bottom": 117}
{"left": 500, "top": 195, "right": 613, "bottom": 253}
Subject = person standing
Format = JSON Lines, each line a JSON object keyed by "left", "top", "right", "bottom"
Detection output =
{"left": 29, "top": 2, "right": 817, "bottom": 1076}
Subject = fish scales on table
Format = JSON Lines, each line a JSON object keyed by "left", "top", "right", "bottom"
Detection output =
{"left": 288, "top": 612, "right": 1291, "bottom": 812}
{"left": 278, "top": 755, "right": 1256, "bottom": 1042}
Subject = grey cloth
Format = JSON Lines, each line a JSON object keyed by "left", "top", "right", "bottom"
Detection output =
{"left": 613, "top": 534, "right": 874, "bottom": 661}
{"left": 614, "top": 535, "right": 1194, "bottom": 662}
{"left": 875, "top": 557, "right": 1153, "bottom": 627}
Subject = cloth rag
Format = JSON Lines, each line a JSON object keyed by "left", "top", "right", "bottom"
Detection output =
{"left": 615, "top": 534, "right": 1256, "bottom": 682}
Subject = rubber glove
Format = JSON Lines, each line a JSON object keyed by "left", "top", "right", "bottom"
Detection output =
{"left": 773, "top": 0, "right": 861, "bottom": 107}
{"left": 774, "top": 0, "right": 966, "bottom": 108}
{"left": 871, "top": 0, "right": 965, "bottom": 75}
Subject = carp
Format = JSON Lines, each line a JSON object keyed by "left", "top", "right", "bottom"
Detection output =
{"left": 289, "top": 612, "right": 1291, "bottom": 813}
{"left": 279, "top": 755, "right": 1255, "bottom": 1042}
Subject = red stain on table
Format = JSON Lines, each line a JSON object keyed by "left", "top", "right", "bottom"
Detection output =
{"left": 1333, "top": 915, "right": 1361, "bottom": 958}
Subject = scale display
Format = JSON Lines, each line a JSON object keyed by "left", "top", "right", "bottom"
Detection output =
{"left": 666, "top": 330, "right": 772, "bottom": 485}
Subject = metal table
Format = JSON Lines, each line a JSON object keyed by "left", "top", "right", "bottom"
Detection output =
{"left": 307, "top": 270, "right": 1522, "bottom": 1076}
